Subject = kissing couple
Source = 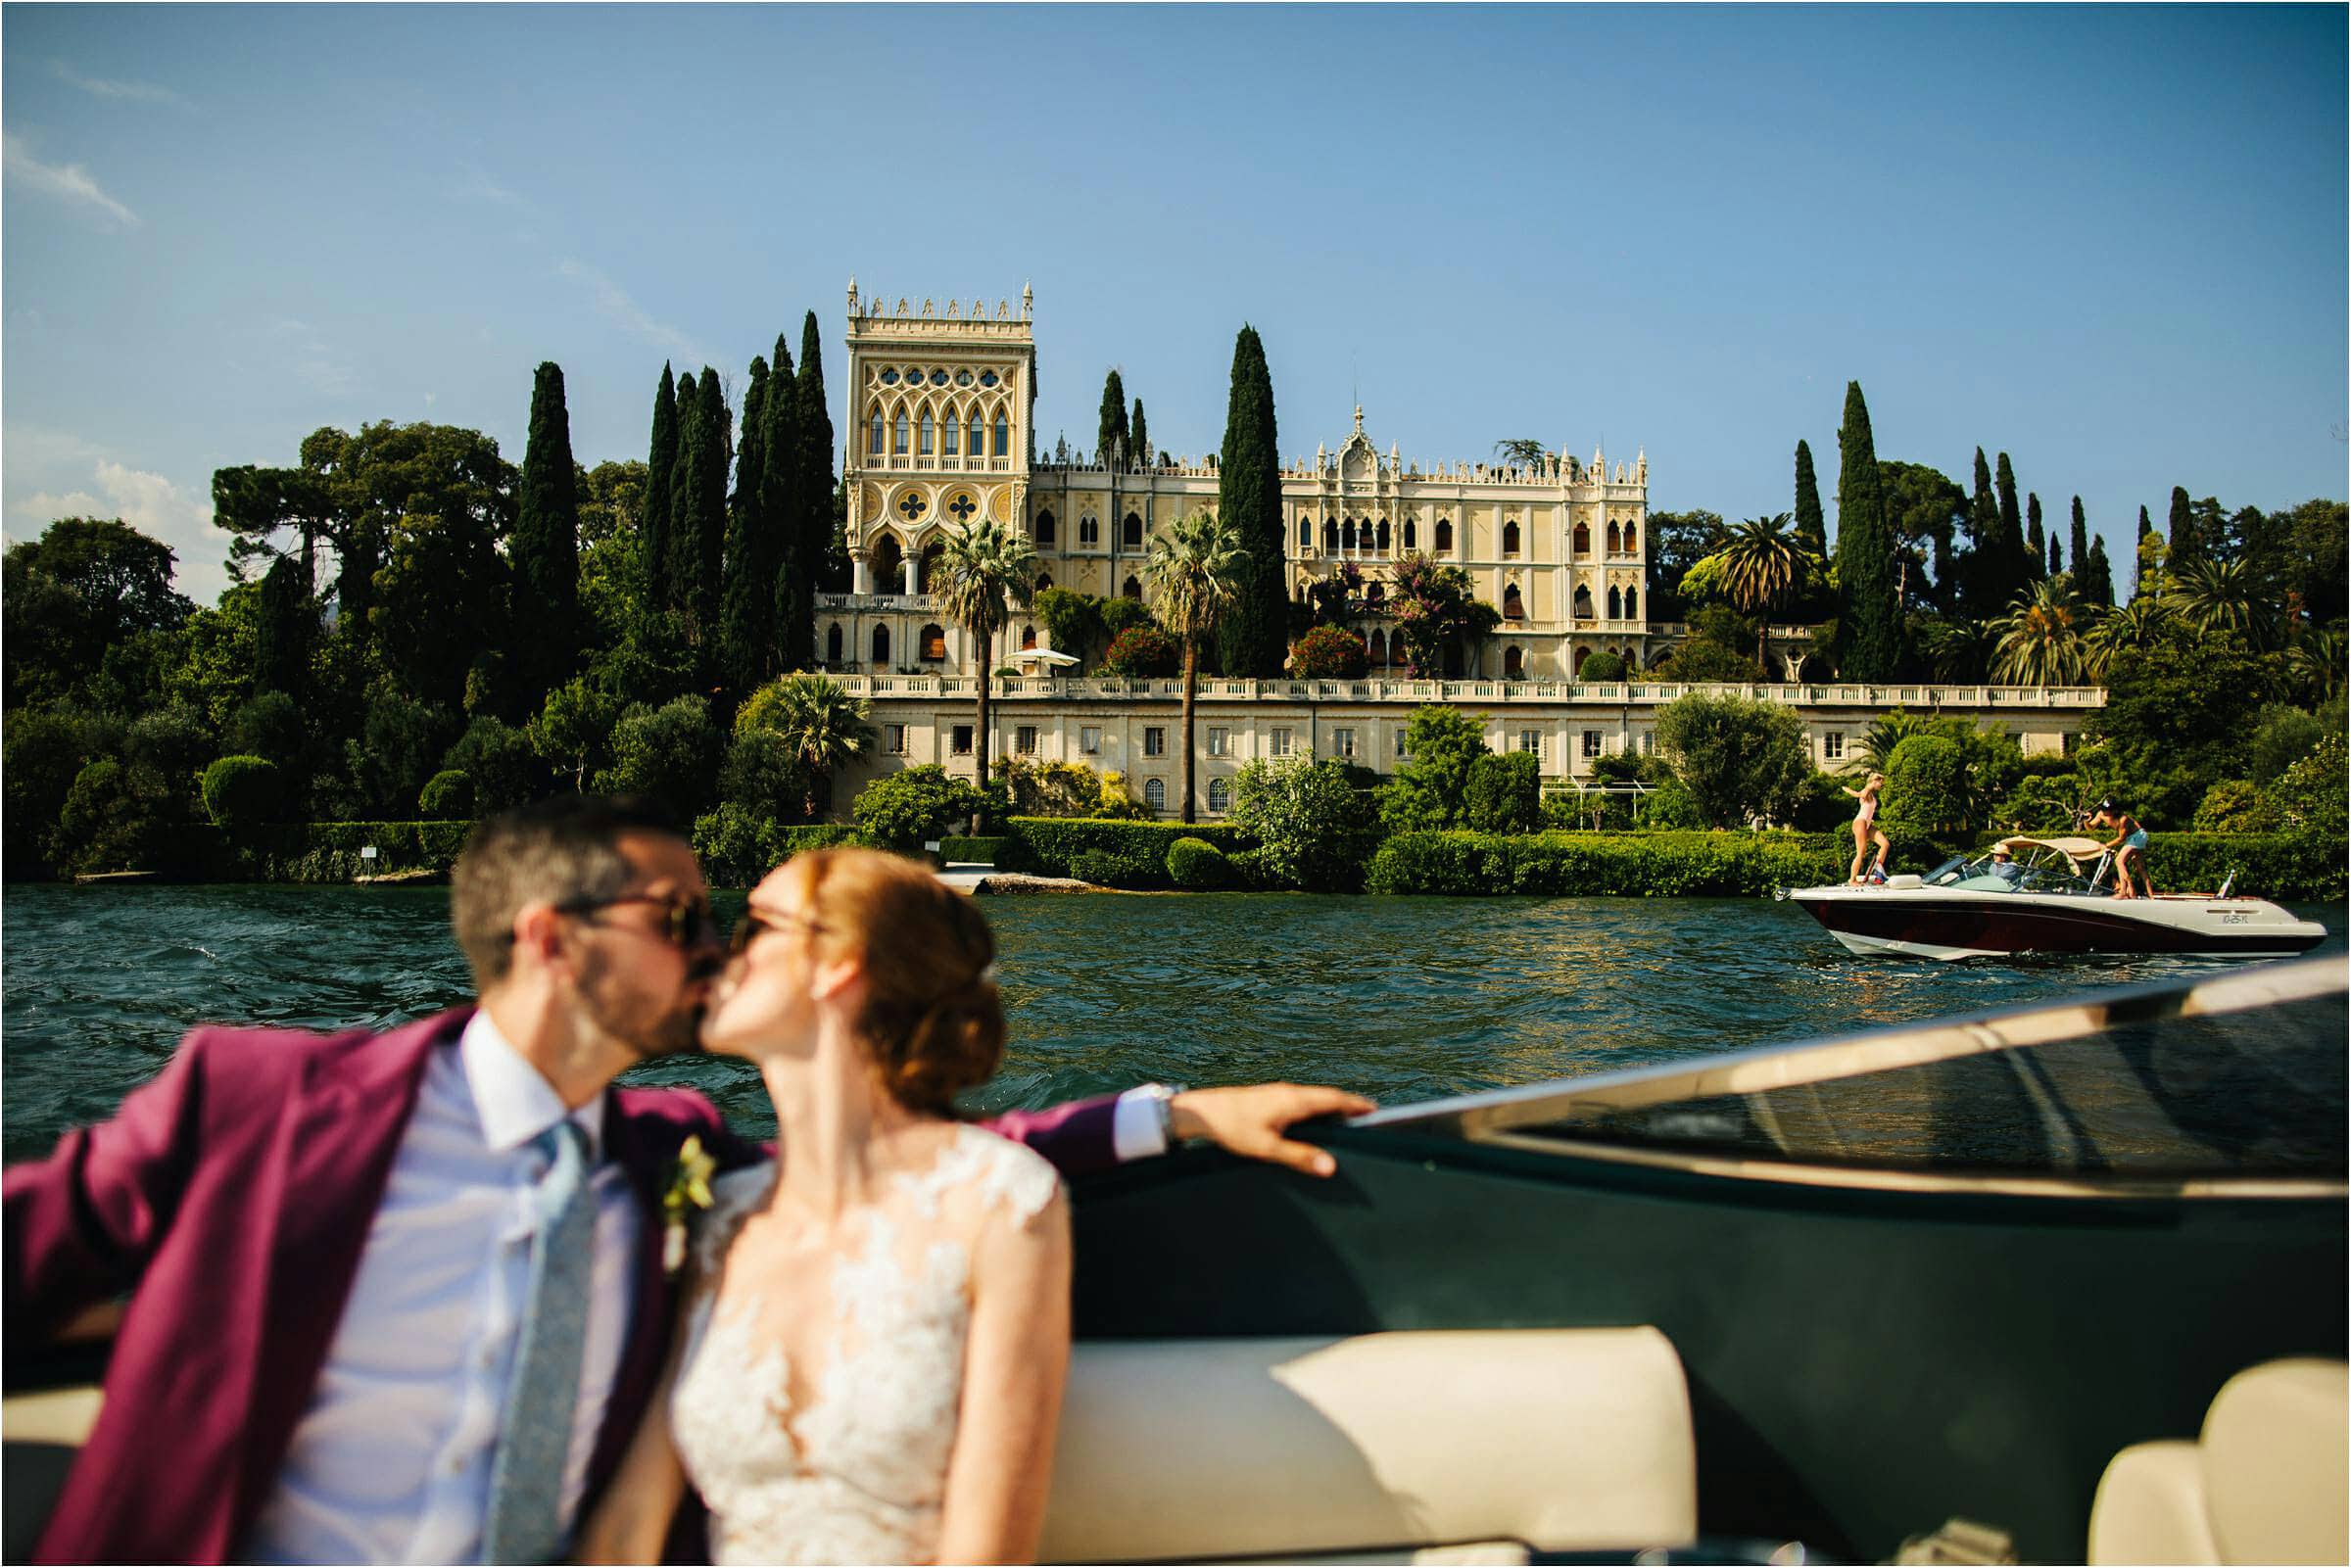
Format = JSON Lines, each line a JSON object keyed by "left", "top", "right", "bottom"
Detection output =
{"left": 6, "top": 794, "right": 1372, "bottom": 1564}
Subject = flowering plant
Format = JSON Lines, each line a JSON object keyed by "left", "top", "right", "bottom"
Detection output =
{"left": 660, "top": 1134, "right": 716, "bottom": 1274}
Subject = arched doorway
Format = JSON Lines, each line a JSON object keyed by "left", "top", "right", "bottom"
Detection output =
{"left": 871, "top": 623, "right": 891, "bottom": 666}
{"left": 872, "top": 533, "right": 905, "bottom": 594}
{"left": 826, "top": 624, "right": 843, "bottom": 665}
{"left": 1573, "top": 585, "right": 1595, "bottom": 621}
{"left": 1503, "top": 645, "right": 1523, "bottom": 679}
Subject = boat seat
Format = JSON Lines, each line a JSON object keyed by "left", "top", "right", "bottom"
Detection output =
{"left": 1040, "top": 1329, "right": 1696, "bottom": 1564}
{"left": 2087, "top": 1357, "right": 2347, "bottom": 1565}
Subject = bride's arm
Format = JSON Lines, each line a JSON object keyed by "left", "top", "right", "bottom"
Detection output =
{"left": 573, "top": 1281, "right": 696, "bottom": 1564}
{"left": 936, "top": 1185, "right": 1074, "bottom": 1564}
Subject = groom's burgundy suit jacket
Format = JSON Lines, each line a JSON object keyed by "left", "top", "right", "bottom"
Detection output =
{"left": 3, "top": 1008, "right": 1122, "bottom": 1564}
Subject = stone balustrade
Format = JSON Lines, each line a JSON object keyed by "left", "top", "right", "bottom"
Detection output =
{"left": 812, "top": 673, "right": 2106, "bottom": 710}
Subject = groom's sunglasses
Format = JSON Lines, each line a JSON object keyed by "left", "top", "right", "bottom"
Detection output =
{"left": 553, "top": 892, "right": 721, "bottom": 951}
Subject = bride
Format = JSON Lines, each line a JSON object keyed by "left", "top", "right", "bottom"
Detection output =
{"left": 578, "top": 847, "right": 1071, "bottom": 1565}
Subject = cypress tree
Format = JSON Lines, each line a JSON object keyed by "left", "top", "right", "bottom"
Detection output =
{"left": 1130, "top": 399, "right": 1149, "bottom": 468}
{"left": 1834, "top": 381, "right": 1902, "bottom": 679}
{"left": 2070, "top": 497, "right": 2092, "bottom": 597}
{"left": 643, "top": 364, "right": 679, "bottom": 620}
{"left": 792, "top": 311, "right": 834, "bottom": 653}
{"left": 2168, "top": 485, "right": 2199, "bottom": 566}
{"left": 2084, "top": 535, "right": 2115, "bottom": 608}
{"left": 515, "top": 360, "right": 582, "bottom": 695}
{"left": 1793, "top": 439, "right": 1827, "bottom": 559}
{"left": 1964, "top": 447, "right": 2002, "bottom": 615}
{"left": 719, "top": 356, "right": 773, "bottom": 697}
{"left": 695, "top": 366, "right": 731, "bottom": 647}
{"left": 759, "top": 334, "right": 799, "bottom": 671}
{"left": 1994, "top": 453, "right": 2024, "bottom": 592}
{"left": 254, "top": 552, "right": 312, "bottom": 699}
{"left": 666, "top": 371, "right": 703, "bottom": 632}
{"left": 1097, "top": 368, "right": 1128, "bottom": 468}
{"left": 1213, "top": 325, "right": 1287, "bottom": 678}
{"left": 2025, "top": 493, "right": 2045, "bottom": 581}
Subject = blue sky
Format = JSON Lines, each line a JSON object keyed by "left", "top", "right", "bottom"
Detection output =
{"left": 5, "top": 4, "right": 2343, "bottom": 605}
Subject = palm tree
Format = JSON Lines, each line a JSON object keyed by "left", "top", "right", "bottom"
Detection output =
{"left": 1856, "top": 709, "right": 1928, "bottom": 775}
{"left": 2082, "top": 597, "right": 2172, "bottom": 678}
{"left": 933, "top": 518, "right": 1038, "bottom": 832}
{"left": 1991, "top": 579, "right": 2089, "bottom": 687}
{"left": 738, "top": 673, "right": 874, "bottom": 822}
{"left": 1717, "top": 513, "right": 1801, "bottom": 678}
{"left": 1144, "top": 510, "right": 1244, "bottom": 822}
{"left": 2168, "top": 557, "right": 2273, "bottom": 647}
{"left": 1915, "top": 615, "right": 1998, "bottom": 683}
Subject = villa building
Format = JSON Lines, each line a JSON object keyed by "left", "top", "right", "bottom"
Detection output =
{"left": 812, "top": 284, "right": 2106, "bottom": 818}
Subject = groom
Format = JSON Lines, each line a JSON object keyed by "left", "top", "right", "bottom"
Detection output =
{"left": 5, "top": 794, "right": 1371, "bottom": 1564}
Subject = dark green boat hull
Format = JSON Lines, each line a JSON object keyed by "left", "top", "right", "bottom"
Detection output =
{"left": 1070, "top": 1126, "right": 2346, "bottom": 1564}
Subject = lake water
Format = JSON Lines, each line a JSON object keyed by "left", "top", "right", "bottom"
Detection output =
{"left": 4, "top": 883, "right": 2342, "bottom": 1164}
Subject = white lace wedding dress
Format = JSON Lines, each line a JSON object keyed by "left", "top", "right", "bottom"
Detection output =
{"left": 669, "top": 1124, "right": 1064, "bottom": 1565}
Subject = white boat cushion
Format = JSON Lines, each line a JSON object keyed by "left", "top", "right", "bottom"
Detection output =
{"left": 2200, "top": 1358, "right": 2348, "bottom": 1565}
{"left": 1039, "top": 1329, "right": 1696, "bottom": 1563}
{"left": 2087, "top": 1441, "right": 2221, "bottom": 1564}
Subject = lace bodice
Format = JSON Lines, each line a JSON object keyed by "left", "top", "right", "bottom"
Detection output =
{"left": 669, "top": 1125, "right": 1064, "bottom": 1566}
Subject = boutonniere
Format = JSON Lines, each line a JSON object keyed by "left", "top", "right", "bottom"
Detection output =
{"left": 660, "top": 1134, "right": 716, "bottom": 1274}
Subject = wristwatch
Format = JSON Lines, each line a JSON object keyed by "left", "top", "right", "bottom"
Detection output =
{"left": 1138, "top": 1081, "right": 1186, "bottom": 1150}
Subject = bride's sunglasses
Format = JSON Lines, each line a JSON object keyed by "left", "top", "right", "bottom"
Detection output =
{"left": 727, "top": 909, "right": 831, "bottom": 958}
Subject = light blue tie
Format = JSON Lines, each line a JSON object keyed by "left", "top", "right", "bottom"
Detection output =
{"left": 483, "top": 1119, "right": 596, "bottom": 1565}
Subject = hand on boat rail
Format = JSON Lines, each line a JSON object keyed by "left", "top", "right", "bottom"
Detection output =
{"left": 1171, "top": 1083, "right": 1378, "bottom": 1177}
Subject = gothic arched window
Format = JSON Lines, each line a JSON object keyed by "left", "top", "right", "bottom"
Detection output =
{"left": 1366, "top": 580, "right": 1386, "bottom": 607}
{"left": 1623, "top": 523, "right": 1640, "bottom": 554}
{"left": 1504, "top": 645, "right": 1523, "bottom": 678}
{"left": 872, "top": 623, "right": 891, "bottom": 665}
{"left": 968, "top": 410, "right": 984, "bottom": 455}
{"left": 826, "top": 624, "right": 843, "bottom": 665}
{"left": 1123, "top": 574, "right": 1142, "bottom": 599}
{"left": 1021, "top": 625, "right": 1037, "bottom": 650}
{"left": 893, "top": 409, "right": 910, "bottom": 455}
{"left": 1324, "top": 518, "right": 1340, "bottom": 552}
{"left": 1607, "top": 586, "right": 1622, "bottom": 620}
{"left": 1300, "top": 516, "right": 1313, "bottom": 547}
{"left": 869, "top": 408, "right": 885, "bottom": 454}
{"left": 1573, "top": 585, "right": 1595, "bottom": 621}
{"left": 918, "top": 411, "right": 934, "bottom": 456}
{"left": 1435, "top": 518, "right": 1454, "bottom": 553}
{"left": 1503, "top": 519, "right": 1521, "bottom": 557}
{"left": 1572, "top": 521, "right": 1591, "bottom": 556}
{"left": 1035, "top": 571, "right": 1053, "bottom": 593}
{"left": 1607, "top": 520, "right": 1622, "bottom": 555}
{"left": 941, "top": 404, "right": 960, "bottom": 456}
{"left": 1624, "top": 586, "right": 1639, "bottom": 620}
{"left": 1504, "top": 583, "right": 1525, "bottom": 621}
{"left": 920, "top": 623, "right": 948, "bottom": 661}
{"left": 1376, "top": 518, "right": 1391, "bottom": 552}
{"left": 1403, "top": 518, "right": 1417, "bottom": 550}
{"left": 1123, "top": 512, "right": 1143, "bottom": 548}
{"left": 1034, "top": 509, "right": 1057, "bottom": 546}
{"left": 992, "top": 412, "right": 1010, "bottom": 457}
{"left": 1343, "top": 517, "right": 1358, "bottom": 550}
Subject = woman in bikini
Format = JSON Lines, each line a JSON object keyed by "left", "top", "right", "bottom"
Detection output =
{"left": 1845, "top": 772, "right": 1890, "bottom": 884}
{"left": 2090, "top": 798, "right": 2152, "bottom": 899}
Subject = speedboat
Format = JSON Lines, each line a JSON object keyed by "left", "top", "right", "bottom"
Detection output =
{"left": 1782, "top": 835, "right": 2329, "bottom": 961}
{"left": 9, "top": 962, "right": 2344, "bottom": 1565}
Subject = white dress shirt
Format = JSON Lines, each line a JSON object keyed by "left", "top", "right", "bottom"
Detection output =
{"left": 247, "top": 1013, "right": 641, "bottom": 1565}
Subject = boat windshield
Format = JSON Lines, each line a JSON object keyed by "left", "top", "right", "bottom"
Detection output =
{"left": 1365, "top": 961, "right": 2345, "bottom": 1188}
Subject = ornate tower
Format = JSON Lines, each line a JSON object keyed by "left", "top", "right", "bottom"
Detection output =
{"left": 840, "top": 281, "right": 1036, "bottom": 594}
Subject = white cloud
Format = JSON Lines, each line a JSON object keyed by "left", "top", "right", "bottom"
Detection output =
{"left": 49, "top": 61, "right": 193, "bottom": 109}
{"left": 9, "top": 459, "right": 221, "bottom": 600}
{"left": 454, "top": 166, "right": 535, "bottom": 214}
{"left": 2, "top": 130, "right": 140, "bottom": 228}
{"left": 558, "top": 258, "right": 709, "bottom": 365}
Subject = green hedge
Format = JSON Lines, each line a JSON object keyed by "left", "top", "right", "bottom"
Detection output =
{"left": 2142, "top": 833, "right": 2345, "bottom": 902}
{"left": 938, "top": 835, "right": 1031, "bottom": 870}
{"left": 1008, "top": 817, "right": 1256, "bottom": 888}
{"left": 694, "top": 804, "right": 864, "bottom": 886}
{"left": 1366, "top": 831, "right": 1856, "bottom": 897}
{"left": 232, "top": 821, "right": 474, "bottom": 883}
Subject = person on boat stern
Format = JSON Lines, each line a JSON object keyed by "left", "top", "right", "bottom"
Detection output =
{"left": 1844, "top": 772, "right": 1891, "bottom": 885}
{"left": 1987, "top": 845, "right": 2025, "bottom": 887}
{"left": 1, "top": 794, "right": 1371, "bottom": 1566}
{"left": 2089, "top": 798, "right": 2152, "bottom": 899}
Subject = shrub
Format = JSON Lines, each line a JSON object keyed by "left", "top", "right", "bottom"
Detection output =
{"left": 59, "top": 757, "right": 173, "bottom": 873}
{"left": 1577, "top": 650, "right": 1629, "bottom": 682}
{"left": 2191, "top": 780, "right": 2280, "bottom": 834}
{"left": 994, "top": 757, "right": 1149, "bottom": 820}
{"left": 224, "top": 689, "right": 307, "bottom": 769}
{"left": 1366, "top": 831, "right": 1850, "bottom": 898}
{"left": 1007, "top": 817, "right": 1254, "bottom": 886}
{"left": 2248, "top": 705, "right": 2328, "bottom": 784}
{"left": 1071, "top": 848, "right": 1127, "bottom": 885}
{"left": 1166, "top": 835, "right": 1231, "bottom": 888}
{"left": 939, "top": 835, "right": 1026, "bottom": 869}
{"left": 442, "top": 715, "right": 547, "bottom": 813}
{"left": 1464, "top": 750, "right": 1541, "bottom": 833}
{"left": 2142, "top": 832, "right": 2345, "bottom": 901}
{"left": 692, "top": 803, "right": 863, "bottom": 886}
{"left": 1789, "top": 770, "right": 1853, "bottom": 833}
{"left": 1032, "top": 588, "right": 1105, "bottom": 668}
{"left": 1288, "top": 624, "right": 1368, "bottom": 680}
{"left": 1378, "top": 706, "right": 1491, "bottom": 832}
{"left": 1100, "top": 625, "right": 1182, "bottom": 678}
{"left": 1098, "top": 596, "right": 1154, "bottom": 641}
{"left": 2269, "top": 733, "right": 2349, "bottom": 832}
{"left": 1992, "top": 772, "right": 2093, "bottom": 836}
{"left": 417, "top": 768, "right": 475, "bottom": 820}
{"left": 852, "top": 765, "right": 988, "bottom": 851}
{"left": 1228, "top": 845, "right": 1288, "bottom": 890}
{"left": 4, "top": 708, "right": 96, "bottom": 877}
{"left": 1640, "top": 779, "right": 1706, "bottom": 830}
{"left": 598, "top": 695, "right": 721, "bottom": 818}
{"left": 1654, "top": 693, "right": 1809, "bottom": 827}
{"left": 200, "top": 755, "right": 283, "bottom": 830}
{"left": 1882, "top": 735, "right": 1969, "bottom": 836}
{"left": 1230, "top": 755, "right": 1382, "bottom": 893}
{"left": 720, "top": 730, "right": 803, "bottom": 821}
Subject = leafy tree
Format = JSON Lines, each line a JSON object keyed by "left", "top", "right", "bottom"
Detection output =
{"left": 1881, "top": 734, "right": 1969, "bottom": 836}
{"left": 1305, "top": 561, "right": 1367, "bottom": 628}
{"left": 643, "top": 364, "right": 679, "bottom": 623}
{"left": 1991, "top": 578, "right": 2090, "bottom": 687}
{"left": 370, "top": 487, "right": 512, "bottom": 715}
{"left": 1655, "top": 605, "right": 1766, "bottom": 682}
{"left": 514, "top": 361, "right": 582, "bottom": 695}
{"left": 1646, "top": 509, "right": 1726, "bottom": 621}
{"left": 1099, "top": 595, "right": 1155, "bottom": 641}
{"left": 1377, "top": 706, "right": 1488, "bottom": 832}
{"left": 1793, "top": 440, "right": 1827, "bottom": 559}
{"left": 345, "top": 691, "right": 456, "bottom": 820}
{"left": 1654, "top": 692, "right": 1809, "bottom": 827}
{"left": 1493, "top": 439, "right": 1550, "bottom": 469}
{"left": 1578, "top": 649, "right": 1629, "bottom": 682}
{"left": 1032, "top": 587, "right": 1104, "bottom": 667}
{"left": 1214, "top": 325, "right": 1287, "bottom": 677}
{"left": 531, "top": 676, "right": 623, "bottom": 791}
{"left": 4, "top": 708, "right": 99, "bottom": 875}
{"left": 1230, "top": 754, "right": 1381, "bottom": 892}
{"left": 735, "top": 672, "right": 874, "bottom": 821}
{"left": 2168, "top": 485, "right": 2199, "bottom": 568}
{"left": 1288, "top": 623, "right": 1368, "bottom": 680}
{"left": 719, "top": 731, "right": 800, "bottom": 822}
{"left": 2268, "top": 732, "right": 2349, "bottom": 831}
{"left": 443, "top": 715, "right": 546, "bottom": 812}
{"left": 1464, "top": 749, "right": 1541, "bottom": 832}
{"left": 934, "top": 518, "right": 1038, "bottom": 831}
{"left": 1833, "top": 383, "right": 1902, "bottom": 678}
{"left": 2191, "top": 779, "right": 2280, "bottom": 834}
{"left": 1877, "top": 461, "right": 1967, "bottom": 612}
{"left": 4, "top": 518, "right": 194, "bottom": 708}
{"left": 1097, "top": 368, "right": 1128, "bottom": 466}
{"left": 419, "top": 768, "right": 476, "bottom": 819}
{"left": 1100, "top": 624, "right": 1182, "bottom": 677}
{"left": 200, "top": 755, "right": 282, "bottom": 829}
{"left": 2088, "top": 625, "right": 2276, "bottom": 825}
{"left": 57, "top": 758, "right": 175, "bottom": 874}
{"left": 852, "top": 763, "right": 986, "bottom": 851}
{"left": 1717, "top": 513, "right": 1801, "bottom": 674}
{"left": 251, "top": 552, "right": 314, "bottom": 703}
{"left": 1387, "top": 552, "right": 1500, "bottom": 677}
{"left": 2247, "top": 704, "right": 2328, "bottom": 783}
{"left": 671, "top": 367, "right": 731, "bottom": 651}
{"left": 721, "top": 354, "right": 779, "bottom": 698}
{"left": 224, "top": 689, "right": 306, "bottom": 773}
{"left": 1129, "top": 399, "right": 1149, "bottom": 467}
{"left": 1146, "top": 510, "right": 1244, "bottom": 821}
{"left": 598, "top": 695, "right": 721, "bottom": 817}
